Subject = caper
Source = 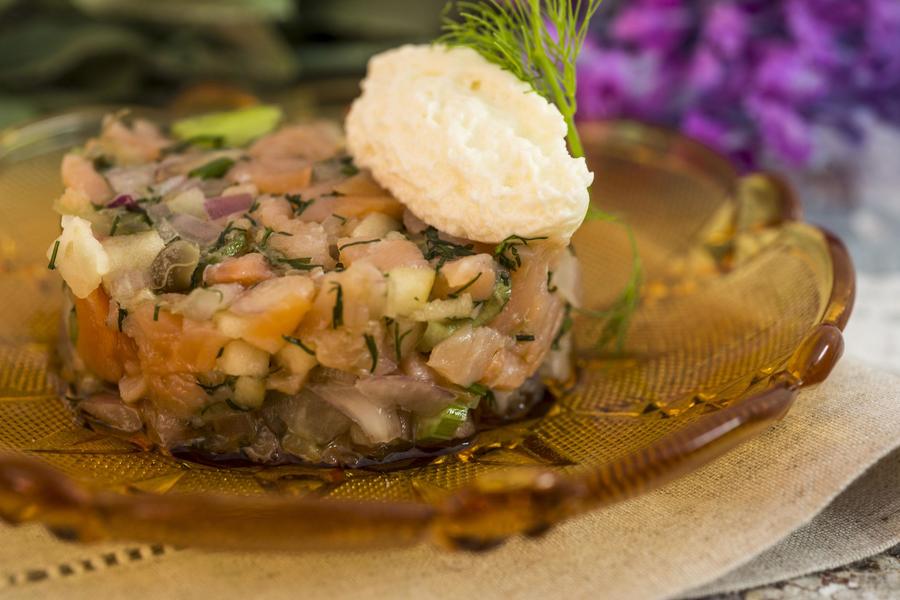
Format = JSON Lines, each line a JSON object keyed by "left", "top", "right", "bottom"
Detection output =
{"left": 150, "top": 240, "right": 200, "bottom": 292}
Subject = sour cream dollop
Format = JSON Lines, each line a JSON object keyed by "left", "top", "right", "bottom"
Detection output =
{"left": 345, "top": 44, "right": 593, "bottom": 244}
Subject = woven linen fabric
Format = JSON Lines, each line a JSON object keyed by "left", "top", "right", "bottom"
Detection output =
{"left": 0, "top": 358, "right": 897, "bottom": 599}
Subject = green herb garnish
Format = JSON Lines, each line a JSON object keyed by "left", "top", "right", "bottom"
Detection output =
{"left": 515, "top": 333, "right": 535, "bottom": 342}
{"left": 109, "top": 214, "right": 121, "bottom": 236}
{"left": 393, "top": 322, "right": 412, "bottom": 362}
{"left": 153, "top": 304, "right": 161, "bottom": 321}
{"left": 448, "top": 271, "right": 482, "bottom": 299}
{"left": 282, "top": 335, "right": 316, "bottom": 356}
{"left": 337, "top": 239, "right": 380, "bottom": 252}
{"left": 422, "top": 226, "right": 475, "bottom": 269}
{"left": 494, "top": 235, "right": 548, "bottom": 271}
{"left": 188, "top": 157, "right": 235, "bottom": 180}
{"left": 578, "top": 211, "right": 644, "bottom": 352}
{"left": 286, "top": 194, "right": 314, "bottom": 216}
{"left": 47, "top": 240, "right": 60, "bottom": 270}
{"left": 330, "top": 282, "right": 344, "bottom": 329}
{"left": 340, "top": 157, "right": 359, "bottom": 176}
{"left": 440, "top": 0, "right": 601, "bottom": 158}
{"left": 276, "top": 257, "right": 321, "bottom": 271}
{"left": 363, "top": 333, "right": 379, "bottom": 373}
{"left": 92, "top": 155, "right": 112, "bottom": 172}
{"left": 332, "top": 214, "right": 348, "bottom": 225}
{"left": 258, "top": 227, "right": 292, "bottom": 249}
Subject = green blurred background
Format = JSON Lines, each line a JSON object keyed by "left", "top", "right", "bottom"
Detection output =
{"left": 0, "top": 0, "right": 448, "bottom": 127}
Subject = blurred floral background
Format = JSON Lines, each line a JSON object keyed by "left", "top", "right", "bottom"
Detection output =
{"left": 1, "top": 0, "right": 898, "bottom": 365}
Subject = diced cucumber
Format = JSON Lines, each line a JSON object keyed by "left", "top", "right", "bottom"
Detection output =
{"left": 471, "top": 278, "right": 511, "bottom": 326}
{"left": 171, "top": 105, "right": 283, "bottom": 147}
{"left": 232, "top": 376, "right": 266, "bottom": 410}
{"left": 416, "top": 404, "right": 469, "bottom": 442}
{"left": 410, "top": 294, "right": 475, "bottom": 322}
{"left": 417, "top": 320, "right": 462, "bottom": 352}
{"left": 385, "top": 267, "right": 435, "bottom": 318}
{"left": 217, "top": 340, "right": 270, "bottom": 377}
{"left": 416, "top": 278, "right": 511, "bottom": 351}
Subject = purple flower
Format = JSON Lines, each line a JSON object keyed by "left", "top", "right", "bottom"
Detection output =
{"left": 610, "top": 0, "right": 693, "bottom": 53}
{"left": 754, "top": 44, "right": 830, "bottom": 104}
{"left": 702, "top": 3, "right": 751, "bottom": 58}
{"left": 745, "top": 96, "right": 814, "bottom": 166}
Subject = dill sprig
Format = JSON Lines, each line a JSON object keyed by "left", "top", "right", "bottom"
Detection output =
{"left": 439, "top": 0, "right": 602, "bottom": 158}
{"left": 576, "top": 212, "right": 644, "bottom": 353}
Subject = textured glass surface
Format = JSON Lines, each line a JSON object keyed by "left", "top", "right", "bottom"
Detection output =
{"left": 0, "top": 112, "right": 854, "bottom": 551}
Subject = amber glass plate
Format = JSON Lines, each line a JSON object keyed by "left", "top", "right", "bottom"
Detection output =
{"left": 0, "top": 110, "right": 854, "bottom": 552}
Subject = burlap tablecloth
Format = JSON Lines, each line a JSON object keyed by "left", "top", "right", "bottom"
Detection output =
{"left": 1, "top": 358, "right": 898, "bottom": 599}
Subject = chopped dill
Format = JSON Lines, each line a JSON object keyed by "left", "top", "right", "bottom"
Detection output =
{"left": 286, "top": 194, "right": 314, "bottom": 216}
{"left": 363, "top": 333, "right": 379, "bottom": 373}
{"left": 332, "top": 214, "right": 348, "bottom": 225}
{"left": 282, "top": 335, "right": 316, "bottom": 356}
{"left": 439, "top": 0, "right": 602, "bottom": 157}
{"left": 448, "top": 271, "right": 482, "bottom": 299}
{"left": 330, "top": 282, "right": 344, "bottom": 329}
{"left": 47, "top": 240, "right": 60, "bottom": 270}
{"left": 153, "top": 304, "right": 161, "bottom": 321}
{"left": 337, "top": 239, "right": 380, "bottom": 252}
{"left": 494, "top": 234, "right": 548, "bottom": 271}
{"left": 422, "top": 226, "right": 475, "bottom": 268}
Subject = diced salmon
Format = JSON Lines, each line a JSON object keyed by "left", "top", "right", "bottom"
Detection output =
{"left": 333, "top": 171, "right": 389, "bottom": 197}
{"left": 432, "top": 254, "right": 497, "bottom": 301}
{"left": 339, "top": 238, "right": 428, "bottom": 272}
{"left": 251, "top": 196, "right": 293, "bottom": 229}
{"left": 427, "top": 325, "right": 510, "bottom": 387}
{"left": 217, "top": 275, "right": 316, "bottom": 352}
{"left": 249, "top": 122, "right": 343, "bottom": 162}
{"left": 268, "top": 220, "right": 332, "bottom": 269}
{"left": 204, "top": 253, "right": 275, "bottom": 286}
{"left": 73, "top": 289, "right": 138, "bottom": 382}
{"left": 61, "top": 153, "right": 113, "bottom": 205}
{"left": 145, "top": 373, "right": 209, "bottom": 419}
{"left": 87, "top": 117, "right": 171, "bottom": 166}
{"left": 229, "top": 156, "right": 312, "bottom": 195}
{"left": 125, "top": 303, "right": 231, "bottom": 375}
{"left": 297, "top": 262, "right": 386, "bottom": 334}
{"left": 481, "top": 243, "right": 566, "bottom": 389}
{"left": 306, "top": 324, "right": 397, "bottom": 376}
{"left": 298, "top": 196, "right": 405, "bottom": 223}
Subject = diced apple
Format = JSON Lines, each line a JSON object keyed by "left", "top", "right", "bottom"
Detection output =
{"left": 217, "top": 340, "right": 270, "bottom": 377}
{"left": 48, "top": 215, "right": 110, "bottom": 298}
{"left": 350, "top": 212, "right": 400, "bottom": 239}
{"left": 385, "top": 267, "right": 435, "bottom": 318}
{"left": 276, "top": 343, "right": 318, "bottom": 380}
{"left": 215, "top": 276, "right": 315, "bottom": 352}
{"left": 166, "top": 187, "right": 207, "bottom": 218}
{"left": 232, "top": 376, "right": 266, "bottom": 409}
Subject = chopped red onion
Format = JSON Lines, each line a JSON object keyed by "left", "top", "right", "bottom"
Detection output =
{"left": 204, "top": 193, "right": 254, "bottom": 220}
{"left": 107, "top": 194, "right": 135, "bottom": 208}
{"left": 168, "top": 213, "right": 223, "bottom": 246}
